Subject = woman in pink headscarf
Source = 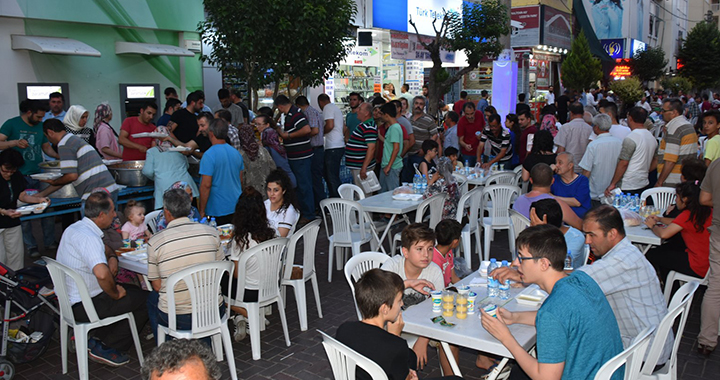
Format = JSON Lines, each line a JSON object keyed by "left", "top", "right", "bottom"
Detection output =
{"left": 93, "top": 103, "right": 122, "bottom": 159}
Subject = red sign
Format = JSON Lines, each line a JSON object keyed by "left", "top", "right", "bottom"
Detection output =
{"left": 610, "top": 65, "right": 632, "bottom": 78}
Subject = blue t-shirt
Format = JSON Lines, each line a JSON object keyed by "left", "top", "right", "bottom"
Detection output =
{"left": 199, "top": 143, "right": 244, "bottom": 217}
{"left": 536, "top": 271, "right": 623, "bottom": 380}
{"left": 551, "top": 174, "right": 591, "bottom": 218}
{"left": 564, "top": 227, "right": 586, "bottom": 269}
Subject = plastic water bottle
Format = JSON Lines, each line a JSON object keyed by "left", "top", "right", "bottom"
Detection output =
{"left": 632, "top": 195, "right": 640, "bottom": 213}
{"left": 564, "top": 250, "right": 573, "bottom": 270}
{"left": 464, "top": 160, "right": 470, "bottom": 175}
{"left": 421, "top": 175, "right": 427, "bottom": 193}
{"left": 413, "top": 175, "right": 421, "bottom": 194}
{"left": 209, "top": 217, "right": 217, "bottom": 229}
{"left": 499, "top": 280, "right": 510, "bottom": 300}
{"left": 613, "top": 194, "right": 621, "bottom": 208}
{"left": 487, "top": 259, "right": 499, "bottom": 297}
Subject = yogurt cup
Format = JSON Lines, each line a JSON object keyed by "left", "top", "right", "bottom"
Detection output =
{"left": 467, "top": 292, "right": 478, "bottom": 314}
{"left": 483, "top": 304, "right": 498, "bottom": 318}
{"left": 457, "top": 285, "right": 470, "bottom": 296}
{"left": 430, "top": 290, "right": 442, "bottom": 313}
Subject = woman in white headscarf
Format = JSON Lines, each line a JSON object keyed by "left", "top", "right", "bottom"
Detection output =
{"left": 63, "top": 105, "right": 94, "bottom": 144}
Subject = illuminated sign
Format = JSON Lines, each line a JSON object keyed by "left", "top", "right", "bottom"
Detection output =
{"left": 126, "top": 86, "right": 155, "bottom": 99}
{"left": 610, "top": 62, "right": 632, "bottom": 79}
{"left": 601, "top": 39, "right": 625, "bottom": 59}
{"left": 26, "top": 86, "right": 62, "bottom": 100}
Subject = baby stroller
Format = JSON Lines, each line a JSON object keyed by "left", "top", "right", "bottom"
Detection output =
{"left": 0, "top": 262, "right": 59, "bottom": 379}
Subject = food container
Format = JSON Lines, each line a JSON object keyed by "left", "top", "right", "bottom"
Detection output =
{"left": 122, "top": 239, "right": 132, "bottom": 249}
{"left": 455, "top": 294, "right": 468, "bottom": 319}
{"left": 430, "top": 291, "right": 442, "bottom": 313}
{"left": 108, "top": 161, "right": 148, "bottom": 187}
{"left": 467, "top": 292, "right": 478, "bottom": 314}
{"left": 483, "top": 304, "right": 497, "bottom": 318}
{"left": 37, "top": 162, "right": 79, "bottom": 198}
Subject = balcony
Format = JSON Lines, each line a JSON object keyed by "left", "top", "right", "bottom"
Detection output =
{"left": 714, "top": 2, "right": 720, "bottom": 13}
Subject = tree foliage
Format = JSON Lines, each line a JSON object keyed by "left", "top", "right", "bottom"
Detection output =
{"left": 609, "top": 77, "right": 643, "bottom": 106}
{"left": 561, "top": 31, "right": 602, "bottom": 92}
{"left": 199, "top": 0, "right": 356, "bottom": 109}
{"left": 629, "top": 46, "right": 668, "bottom": 83}
{"left": 660, "top": 76, "right": 693, "bottom": 95}
{"left": 677, "top": 21, "right": 720, "bottom": 90}
{"left": 408, "top": 0, "right": 510, "bottom": 118}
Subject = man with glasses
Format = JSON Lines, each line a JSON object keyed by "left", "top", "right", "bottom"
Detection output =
{"left": 457, "top": 102, "right": 484, "bottom": 166}
{"left": 656, "top": 98, "right": 699, "bottom": 187}
{"left": 481, "top": 224, "right": 623, "bottom": 380}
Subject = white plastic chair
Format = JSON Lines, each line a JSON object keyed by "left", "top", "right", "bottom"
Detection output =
{"left": 281, "top": 219, "right": 323, "bottom": 331}
{"left": 594, "top": 326, "right": 655, "bottom": 380}
{"left": 639, "top": 281, "right": 701, "bottom": 380}
{"left": 640, "top": 187, "right": 676, "bottom": 213}
{"left": 455, "top": 187, "right": 483, "bottom": 270}
{"left": 227, "top": 238, "right": 291, "bottom": 360}
{"left": 452, "top": 173, "right": 468, "bottom": 194}
{"left": 157, "top": 261, "right": 237, "bottom": 379}
{"left": 508, "top": 209, "right": 530, "bottom": 256}
{"left": 482, "top": 185, "right": 521, "bottom": 261}
{"left": 321, "top": 199, "right": 378, "bottom": 282}
{"left": 390, "top": 192, "right": 448, "bottom": 254}
{"left": 318, "top": 330, "right": 389, "bottom": 380}
{"left": 344, "top": 252, "right": 390, "bottom": 320}
{"left": 145, "top": 209, "right": 163, "bottom": 234}
{"left": 484, "top": 172, "right": 516, "bottom": 186}
{"left": 663, "top": 269, "right": 709, "bottom": 305}
{"left": 43, "top": 257, "right": 144, "bottom": 380}
{"left": 512, "top": 165, "right": 523, "bottom": 188}
{"left": 338, "top": 183, "right": 385, "bottom": 242}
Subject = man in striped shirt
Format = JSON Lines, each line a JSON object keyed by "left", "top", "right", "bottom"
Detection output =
{"left": 40, "top": 119, "right": 119, "bottom": 204}
{"left": 657, "top": 98, "right": 699, "bottom": 187}
{"left": 345, "top": 103, "right": 377, "bottom": 194}
{"left": 274, "top": 95, "right": 314, "bottom": 222}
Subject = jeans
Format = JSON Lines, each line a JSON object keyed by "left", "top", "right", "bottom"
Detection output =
{"left": 288, "top": 157, "right": 314, "bottom": 220}
{"left": 380, "top": 167, "right": 401, "bottom": 192}
{"left": 22, "top": 176, "right": 56, "bottom": 250}
{"left": 324, "top": 148, "right": 345, "bottom": 199}
{"left": 311, "top": 147, "right": 326, "bottom": 210}
{"left": 461, "top": 154, "right": 477, "bottom": 168}
{"left": 147, "top": 291, "right": 223, "bottom": 347}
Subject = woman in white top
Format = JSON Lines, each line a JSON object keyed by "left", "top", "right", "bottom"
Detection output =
{"left": 224, "top": 187, "right": 277, "bottom": 341}
{"left": 264, "top": 169, "right": 299, "bottom": 237}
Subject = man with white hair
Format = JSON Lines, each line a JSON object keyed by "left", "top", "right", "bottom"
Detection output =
{"left": 579, "top": 114, "right": 622, "bottom": 206}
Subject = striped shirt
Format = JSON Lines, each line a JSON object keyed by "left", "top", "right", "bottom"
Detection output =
{"left": 57, "top": 217, "right": 107, "bottom": 304}
{"left": 657, "top": 116, "right": 698, "bottom": 185}
{"left": 345, "top": 118, "right": 378, "bottom": 169}
{"left": 147, "top": 217, "right": 223, "bottom": 314}
{"left": 303, "top": 105, "right": 324, "bottom": 148}
{"left": 282, "top": 106, "right": 313, "bottom": 160}
{"left": 409, "top": 113, "right": 438, "bottom": 154}
{"left": 480, "top": 128, "right": 513, "bottom": 162}
{"left": 58, "top": 133, "right": 119, "bottom": 199}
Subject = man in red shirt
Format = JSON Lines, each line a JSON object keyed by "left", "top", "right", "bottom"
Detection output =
{"left": 456, "top": 102, "right": 484, "bottom": 166}
{"left": 518, "top": 109, "right": 537, "bottom": 164}
{"left": 119, "top": 102, "right": 157, "bottom": 161}
{"left": 452, "top": 91, "right": 467, "bottom": 114}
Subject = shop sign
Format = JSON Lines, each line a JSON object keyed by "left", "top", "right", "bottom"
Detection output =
{"left": 542, "top": 6, "right": 571, "bottom": 50}
{"left": 631, "top": 39, "right": 646, "bottom": 57}
{"left": 390, "top": 32, "right": 455, "bottom": 63}
{"left": 373, "top": 0, "right": 463, "bottom": 37}
{"left": 341, "top": 44, "right": 381, "bottom": 67}
{"left": 510, "top": 6, "right": 540, "bottom": 48}
{"left": 610, "top": 64, "right": 632, "bottom": 78}
{"left": 601, "top": 39, "right": 625, "bottom": 59}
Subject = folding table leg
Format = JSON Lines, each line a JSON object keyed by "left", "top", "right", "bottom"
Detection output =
{"left": 440, "top": 341, "right": 462, "bottom": 377}
{"left": 486, "top": 357, "right": 510, "bottom": 380}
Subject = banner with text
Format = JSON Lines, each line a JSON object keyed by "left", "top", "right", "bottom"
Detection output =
{"left": 390, "top": 31, "right": 455, "bottom": 63}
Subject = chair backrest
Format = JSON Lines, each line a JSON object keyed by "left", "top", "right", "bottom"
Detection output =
{"left": 594, "top": 325, "right": 655, "bottom": 380}
{"left": 234, "top": 237, "right": 289, "bottom": 304}
{"left": 455, "top": 187, "right": 483, "bottom": 230}
{"left": 43, "top": 256, "right": 102, "bottom": 325}
{"left": 415, "top": 192, "right": 448, "bottom": 229}
{"left": 283, "top": 219, "right": 321, "bottom": 282}
{"left": 512, "top": 165, "right": 523, "bottom": 188}
{"left": 344, "top": 252, "right": 390, "bottom": 320}
{"left": 508, "top": 209, "right": 530, "bottom": 242}
{"left": 165, "top": 261, "right": 234, "bottom": 334}
{"left": 485, "top": 172, "right": 516, "bottom": 186}
{"left": 318, "top": 330, "right": 389, "bottom": 380}
{"left": 640, "top": 187, "right": 676, "bottom": 213}
{"left": 321, "top": 199, "right": 368, "bottom": 244}
{"left": 338, "top": 184, "right": 365, "bottom": 201}
{"left": 640, "top": 281, "right": 700, "bottom": 376}
{"left": 146, "top": 209, "right": 163, "bottom": 234}
{"left": 483, "top": 185, "right": 521, "bottom": 227}
{"left": 452, "top": 173, "right": 468, "bottom": 194}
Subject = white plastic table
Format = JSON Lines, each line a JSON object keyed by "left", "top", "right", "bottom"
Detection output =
{"left": 402, "top": 272, "right": 541, "bottom": 379}
{"left": 625, "top": 225, "right": 663, "bottom": 254}
{"left": 118, "top": 256, "right": 148, "bottom": 276}
{"left": 357, "top": 191, "right": 423, "bottom": 253}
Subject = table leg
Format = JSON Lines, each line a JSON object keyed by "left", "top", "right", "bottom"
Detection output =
{"left": 486, "top": 357, "right": 509, "bottom": 380}
{"left": 634, "top": 243, "right": 653, "bottom": 255}
{"left": 440, "top": 341, "right": 462, "bottom": 377}
{"left": 375, "top": 214, "right": 397, "bottom": 254}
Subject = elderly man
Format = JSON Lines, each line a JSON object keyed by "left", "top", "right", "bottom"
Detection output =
{"left": 213, "top": 88, "right": 244, "bottom": 127}
{"left": 656, "top": 98, "right": 699, "bottom": 187}
{"left": 555, "top": 102, "right": 592, "bottom": 173}
{"left": 512, "top": 163, "right": 582, "bottom": 229}
{"left": 141, "top": 339, "right": 222, "bottom": 380}
{"left": 578, "top": 114, "right": 622, "bottom": 205}
{"left": 591, "top": 102, "right": 630, "bottom": 141}
{"left": 198, "top": 119, "right": 243, "bottom": 225}
{"left": 147, "top": 188, "right": 223, "bottom": 344}
{"left": 345, "top": 102, "right": 377, "bottom": 195}
{"left": 57, "top": 191, "right": 148, "bottom": 366}
{"left": 605, "top": 107, "right": 658, "bottom": 197}
{"left": 409, "top": 96, "right": 441, "bottom": 155}
{"left": 551, "top": 152, "right": 591, "bottom": 218}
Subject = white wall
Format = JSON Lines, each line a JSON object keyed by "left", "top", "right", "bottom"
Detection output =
{"left": 0, "top": 17, "right": 40, "bottom": 120}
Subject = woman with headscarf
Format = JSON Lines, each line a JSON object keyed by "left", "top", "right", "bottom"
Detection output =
{"left": 93, "top": 103, "right": 122, "bottom": 159}
{"left": 237, "top": 123, "right": 276, "bottom": 199}
{"left": 153, "top": 181, "right": 202, "bottom": 231}
{"left": 252, "top": 115, "right": 297, "bottom": 188}
{"left": 63, "top": 105, "right": 94, "bottom": 144}
{"left": 142, "top": 128, "right": 199, "bottom": 210}
{"left": 424, "top": 156, "right": 460, "bottom": 219}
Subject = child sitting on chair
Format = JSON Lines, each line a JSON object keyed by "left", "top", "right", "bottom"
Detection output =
{"left": 121, "top": 200, "right": 152, "bottom": 241}
{"left": 433, "top": 219, "right": 463, "bottom": 287}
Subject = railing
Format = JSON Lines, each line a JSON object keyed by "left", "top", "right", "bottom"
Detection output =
{"left": 713, "top": 3, "right": 720, "bottom": 13}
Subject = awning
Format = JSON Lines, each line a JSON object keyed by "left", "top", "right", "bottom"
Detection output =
{"left": 115, "top": 42, "right": 195, "bottom": 57}
{"left": 11, "top": 35, "right": 101, "bottom": 57}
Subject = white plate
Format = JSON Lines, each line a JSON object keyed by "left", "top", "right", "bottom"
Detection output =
{"left": 515, "top": 285, "right": 547, "bottom": 307}
{"left": 102, "top": 159, "right": 122, "bottom": 166}
{"left": 132, "top": 132, "right": 168, "bottom": 138}
{"left": 168, "top": 146, "right": 192, "bottom": 152}
{"left": 29, "top": 173, "right": 62, "bottom": 181}
{"left": 15, "top": 205, "right": 35, "bottom": 215}
{"left": 392, "top": 193, "right": 423, "bottom": 201}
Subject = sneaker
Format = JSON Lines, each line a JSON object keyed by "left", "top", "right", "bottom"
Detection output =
{"left": 233, "top": 315, "right": 247, "bottom": 342}
{"left": 88, "top": 342, "right": 130, "bottom": 367}
{"left": 28, "top": 248, "right": 40, "bottom": 259}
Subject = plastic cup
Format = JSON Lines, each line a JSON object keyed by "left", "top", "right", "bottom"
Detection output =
{"left": 457, "top": 285, "right": 470, "bottom": 297}
{"left": 483, "top": 304, "right": 498, "bottom": 318}
{"left": 122, "top": 239, "right": 131, "bottom": 248}
{"left": 442, "top": 302, "right": 454, "bottom": 317}
{"left": 456, "top": 304, "right": 468, "bottom": 319}
{"left": 430, "top": 290, "right": 442, "bottom": 313}
{"left": 442, "top": 291, "right": 455, "bottom": 303}
{"left": 135, "top": 239, "right": 144, "bottom": 248}
{"left": 467, "top": 291, "right": 478, "bottom": 314}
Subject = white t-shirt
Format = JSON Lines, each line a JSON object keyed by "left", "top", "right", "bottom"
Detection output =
{"left": 228, "top": 236, "right": 261, "bottom": 288}
{"left": 381, "top": 254, "right": 444, "bottom": 307}
{"left": 323, "top": 102, "right": 345, "bottom": 150}
{"left": 590, "top": 124, "right": 631, "bottom": 141}
{"left": 546, "top": 92, "right": 555, "bottom": 105}
{"left": 264, "top": 199, "right": 299, "bottom": 235}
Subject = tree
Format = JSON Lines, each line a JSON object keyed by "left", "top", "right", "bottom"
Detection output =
{"left": 609, "top": 77, "right": 643, "bottom": 116}
{"left": 200, "top": 0, "right": 356, "bottom": 109}
{"left": 408, "top": 0, "right": 510, "bottom": 118}
{"left": 677, "top": 20, "right": 720, "bottom": 90}
{"left": 660, "top": 76, "right": 693, "bottom": 95}
{"left": 560, "top": 31, "right": 602, "bottom": 93}
{"left": 629, "top": 46, "right": 668, "bottom": 84}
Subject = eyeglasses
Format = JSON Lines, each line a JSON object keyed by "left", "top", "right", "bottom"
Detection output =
{"left": 516, "top": 255, "right": 543, "bottom": 263}
{"left": 661, "top": 109, "right": 673, "bottom": 113}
